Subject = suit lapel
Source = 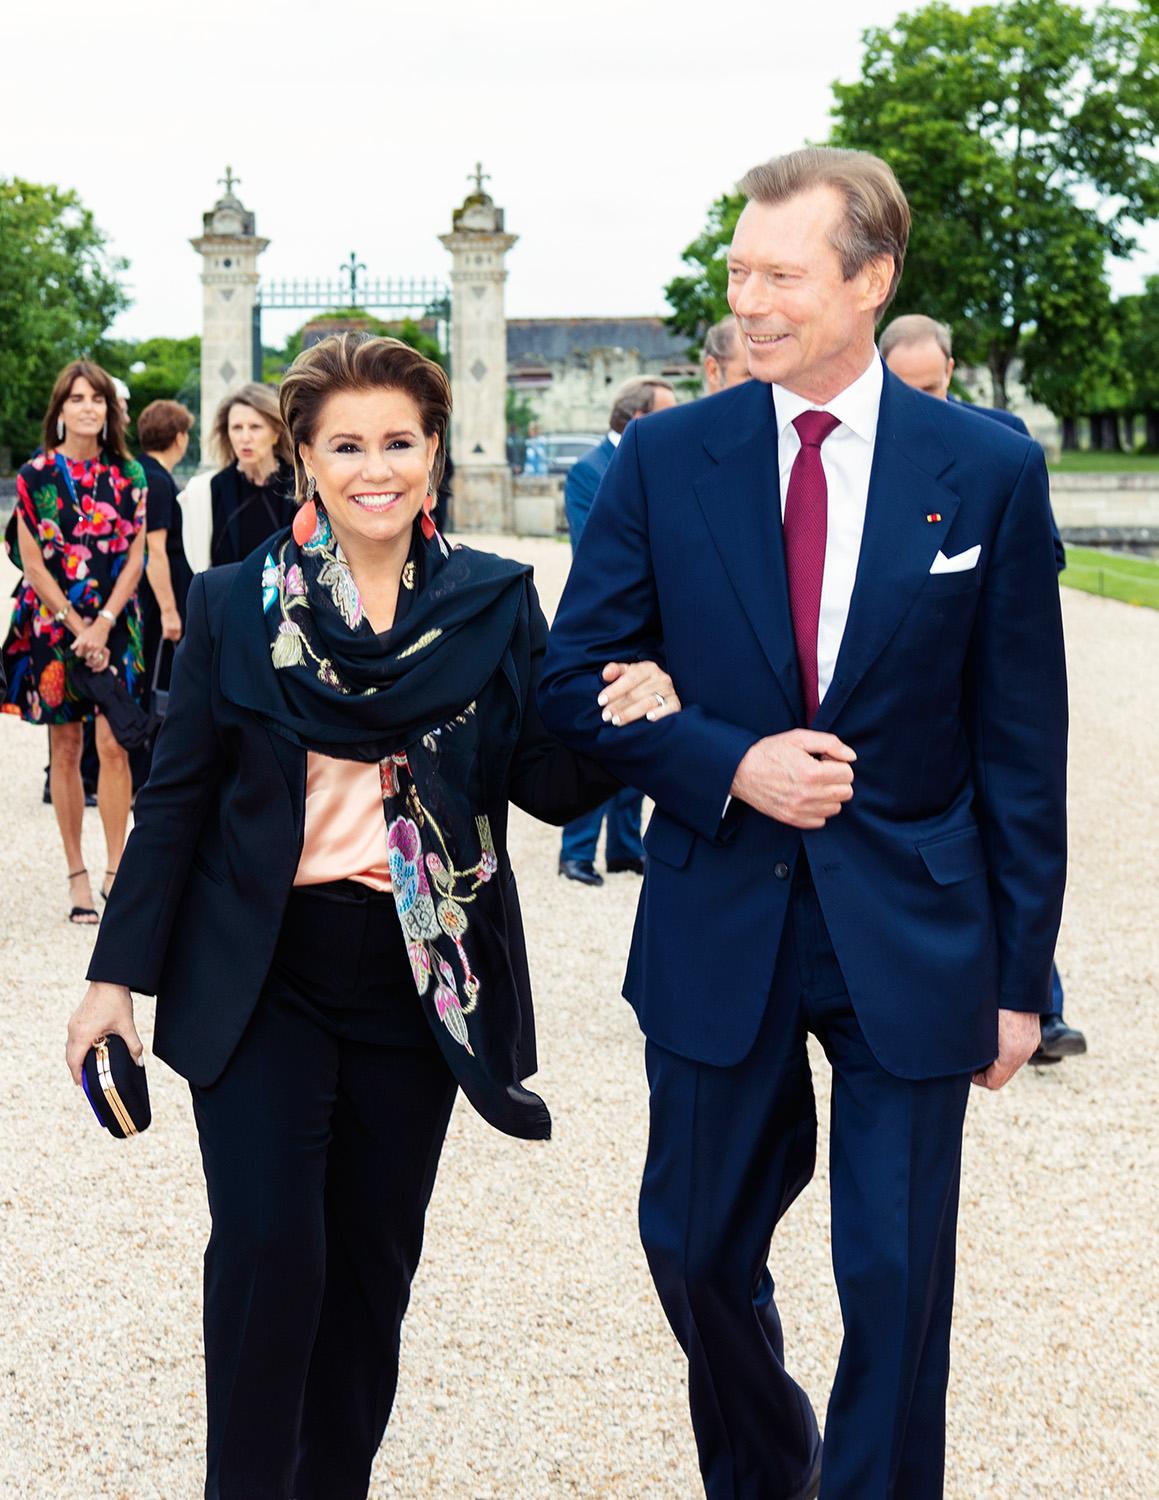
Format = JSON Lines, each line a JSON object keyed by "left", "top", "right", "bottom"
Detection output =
{"left": 264, "top": 722, "right": 307, "bottom": 814}
{"left": 693, "top": 384, "right": 801, "bottom": 718}
{"left": 814, "top": 372, "right": 960, "bottom": 731}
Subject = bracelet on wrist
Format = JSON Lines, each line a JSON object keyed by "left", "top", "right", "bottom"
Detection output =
{"left": 52, "top": 605, "right": 69, "bottom": 625}
{"left": 98, "top": 608, "right": 116, "bottom": 626}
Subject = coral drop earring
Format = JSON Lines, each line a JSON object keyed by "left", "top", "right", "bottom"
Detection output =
{"left": 293, "top": 476, "right": 318, "bottom": 546}
{"left": 292, "top": 500, "right": 317, "bottom": 546}
{"left": 421, "top": 492, "right": 437, "bottom": 541}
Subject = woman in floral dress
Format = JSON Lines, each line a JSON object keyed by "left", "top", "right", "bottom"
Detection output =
{"left": 3, "top": 360, "right": 147, "bottom": 922}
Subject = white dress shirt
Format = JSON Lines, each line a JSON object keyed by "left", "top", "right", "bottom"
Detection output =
{"left": 607, "top": 429, "right": 621, "bottom": 448}
{"left": 771, "top": 353, "right": 882, "bottom": 704}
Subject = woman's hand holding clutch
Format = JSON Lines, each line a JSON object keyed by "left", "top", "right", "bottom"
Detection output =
{"left": 67, "top": 982, "right": 143, "bottom": 1085}
{"left": 597, "top": 661, "right": 681, "bottom": 726}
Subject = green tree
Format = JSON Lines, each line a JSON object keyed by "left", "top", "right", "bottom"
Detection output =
{"left": 0, "top": 178, "right": 129, "bottom": 467}
{"left": 100, "top": 335, "right": 202, "bottom": 419}
{"left": 1117, "top": 277, "right": 1159, "bottom": 451}
{"left": 831, "top": 0, "right": 1159, "bottom": 408}
{"left": 665, "top": 192, "right": 746, "bottom": 348}
{"left": 505, "top": 388, "right": 536, "bottom": 439}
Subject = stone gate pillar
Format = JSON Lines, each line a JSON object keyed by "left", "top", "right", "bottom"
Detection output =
{"left": 190, "top": 170, "right": 269, "bottom": 467}
{"left": 438, "top": 169, "right": 517, "bottom": 531}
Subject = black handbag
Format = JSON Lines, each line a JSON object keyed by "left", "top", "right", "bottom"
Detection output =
{"left": 81, "top": 1034, "right": 152, "bottom": 1138}
{"left": 71, "top": 660, "right": 152, "bottom": 750}
{"left": 147, "top": 641, "right": 170, "bottom": 726}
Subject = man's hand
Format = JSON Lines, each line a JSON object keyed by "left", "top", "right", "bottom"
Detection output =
{"left": 730, "top": 730, "right": 857, "bottom": 828}
{"left": 972, "top": 1010, "right": 1041, "bottom": 1091}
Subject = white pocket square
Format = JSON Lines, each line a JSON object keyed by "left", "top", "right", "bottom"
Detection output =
{"left": 929, "top": 545, "right": 981, "bottom": 575}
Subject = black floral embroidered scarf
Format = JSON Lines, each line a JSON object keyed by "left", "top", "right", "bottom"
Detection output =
{"left": 219, "top": 510, "right": 552, "bottom": 1139}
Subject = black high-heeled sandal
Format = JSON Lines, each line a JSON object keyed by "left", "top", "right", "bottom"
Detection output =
{"left": 67, "top": 867, "right": 99, "bottom": 926}
{"left": 100, "top": 867, "right": 118, "bottom": 902}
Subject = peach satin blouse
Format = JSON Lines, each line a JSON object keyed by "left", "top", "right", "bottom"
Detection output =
{"left": 294, "top": 753, "right": 393, "bottom": 893}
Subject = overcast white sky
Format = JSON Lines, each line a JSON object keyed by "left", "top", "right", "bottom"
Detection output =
{"left": 5, "top": 0, "right": 1154, "bottom": 349}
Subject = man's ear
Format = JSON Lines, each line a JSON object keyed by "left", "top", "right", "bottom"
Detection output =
{"left": 861, "top": 255, "right": 895, "bottom": 316}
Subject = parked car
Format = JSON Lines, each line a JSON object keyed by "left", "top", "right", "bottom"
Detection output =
{"left": 540, "top": 433, "right": 604, "bottom": 475}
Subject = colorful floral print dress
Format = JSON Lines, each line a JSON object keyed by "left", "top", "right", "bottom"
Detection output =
{"left": 2, "top": 450, "right": 147, "bottom": 724}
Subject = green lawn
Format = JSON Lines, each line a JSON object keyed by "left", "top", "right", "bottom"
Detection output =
{"left": 1062, "top": 546, "right": 1159, "bottom": 609}
{"left": 1050, "top": 451, "right": 1159, "bottom": 474}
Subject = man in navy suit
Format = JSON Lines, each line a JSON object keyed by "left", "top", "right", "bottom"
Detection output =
{"left": 558, "top": 377, "right": 677, "bottom": 886}
{"left": 882, "top": 313, "right": 1086, "bottom": 1065}
{"left": 540, "top": 148, "right": 1067, "bottom": 1499}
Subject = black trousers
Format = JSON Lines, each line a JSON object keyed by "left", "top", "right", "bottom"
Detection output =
{"left": 190, "top": 883, "right": 458, "bottom": 1500}
{"left": 640, "top": 859, "right": 973, "bottom": 1500}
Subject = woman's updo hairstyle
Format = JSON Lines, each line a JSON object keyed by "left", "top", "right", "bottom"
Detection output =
{"left": 279, "top": 333, "right": 452, "bottom": 503}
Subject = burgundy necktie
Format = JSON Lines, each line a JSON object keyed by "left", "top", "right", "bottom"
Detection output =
{"left": 783, "top": 410, "right": 840, "bottom": 724}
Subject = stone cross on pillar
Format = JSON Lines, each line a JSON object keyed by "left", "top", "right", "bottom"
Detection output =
{"left": 438, "top": 169, "right": 518, "bottom": 531}
{"left": 190, "top": 172, "right": 269, "bottom": 467}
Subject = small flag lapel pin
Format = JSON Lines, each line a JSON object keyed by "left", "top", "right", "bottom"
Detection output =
{"left": 926, "top": 512, "right": 942, "bottom": 523}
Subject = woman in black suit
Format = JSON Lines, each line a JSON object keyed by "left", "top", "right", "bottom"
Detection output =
{"left": 208, "top": 381, "right": 296, "bottom": 567}
{"left": 66, "top": 334, "right": 679, "bottom": 1500}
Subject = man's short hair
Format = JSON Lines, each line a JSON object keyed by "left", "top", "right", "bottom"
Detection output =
{"left": 703, "top": 316, "right": 740, "bottom": 363}
{"left": 737, "top": 146, "right": 911, "bottom": 318}
{"left": 610, "top": 376, "right": 675, "bottom": 434}
{"left": 879, "top": 314, "right": 953, "bottom": 363}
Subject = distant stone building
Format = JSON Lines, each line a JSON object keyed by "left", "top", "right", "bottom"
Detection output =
{"left": 507, "top": 317, "right": 697, "bottom": 433}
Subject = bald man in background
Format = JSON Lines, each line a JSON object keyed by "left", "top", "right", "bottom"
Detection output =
{"left": 881, "top": 313, "right": 1085, "bottom": 1065}
{"left": 701, "top": 316, "right": 750, "bottom": 395}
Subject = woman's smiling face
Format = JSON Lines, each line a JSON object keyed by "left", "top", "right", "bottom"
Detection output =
{"left": 300, "top": 386, "right": 438, "bottom": 553}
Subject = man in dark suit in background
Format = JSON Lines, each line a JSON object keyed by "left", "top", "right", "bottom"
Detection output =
{"left": 881, "top": 313, "right": 1086, "bottom": 1065}
{"left": 541, "top": 148, "right": 1068, "bottom": 1498}
{"left": 701, "top": 315, "right": 749, "bottom": 395}
{"left": 558, "top": 376, "right": 676, "bottom": 886}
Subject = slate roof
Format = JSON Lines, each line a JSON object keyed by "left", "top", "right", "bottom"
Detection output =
{"left": 507, "top": 317, "right": 691, "bottom": 365}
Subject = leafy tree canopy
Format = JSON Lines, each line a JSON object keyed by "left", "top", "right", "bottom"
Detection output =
{"left": 832, "top": 0, "right": 1158, "bottom": 406}
{"left": 0, "top": 178, "right": 129, "bottom": 467}
{"left": 665, "top": 192, "right": 745, "bottom": 351}
{"left": 663, "top": 0, "right": 1158, "bottom": 414}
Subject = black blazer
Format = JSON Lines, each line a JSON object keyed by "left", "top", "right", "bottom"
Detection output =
{"left": 88, "top": 564, "right": 617, "bottom": 1089}
{"left": 209, "top": 461, "right": 296, "bottom": 568}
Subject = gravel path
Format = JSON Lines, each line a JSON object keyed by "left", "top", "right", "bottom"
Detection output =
{"left": 0, "top": 537, "right": 1155, "bottom": 1498}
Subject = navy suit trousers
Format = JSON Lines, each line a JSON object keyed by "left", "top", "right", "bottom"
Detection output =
{"left": 191, "top": 884, "right": 457, "bottom": 1500}
{"left": 560, "top": 785, "right": 644, "bottom": 864}
{"left": 640, "top": 859, "right": 972, "bottom": 1500}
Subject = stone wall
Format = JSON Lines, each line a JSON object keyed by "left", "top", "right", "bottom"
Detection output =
{"left": 1051, "top": 473, "right": 1159, "bottom": 542}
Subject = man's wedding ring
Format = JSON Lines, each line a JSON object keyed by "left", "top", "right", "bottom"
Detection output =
{"left": 653, "top": 691, "right": 667, "bottom": 709}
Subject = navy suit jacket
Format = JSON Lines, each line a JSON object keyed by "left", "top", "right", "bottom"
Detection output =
{"left": 540, "top": 369, "right": 1068, "bottom": 1080}
{"left": 564, "top": 436, "right": 616, "bottom": 552}
{"left": 951, "top": 398, "right": 1066, "bottom": 571}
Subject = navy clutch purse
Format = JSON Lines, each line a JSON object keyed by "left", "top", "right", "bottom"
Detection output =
{"left": 81, "top": 1034, "right": 152, "bottom": 1138}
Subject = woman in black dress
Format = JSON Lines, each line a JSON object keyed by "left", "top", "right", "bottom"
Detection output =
{"left": 137, "top": 400, "right": 195, "bottom": 680}
{"left": 67, "top": 334, "right": 681, "bottom": 1500}
{"left": 133, "top": 400, "right": 196, "bottom": 785}
{"left": 208, "top": 381, "right": 296, "bottom": 566}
